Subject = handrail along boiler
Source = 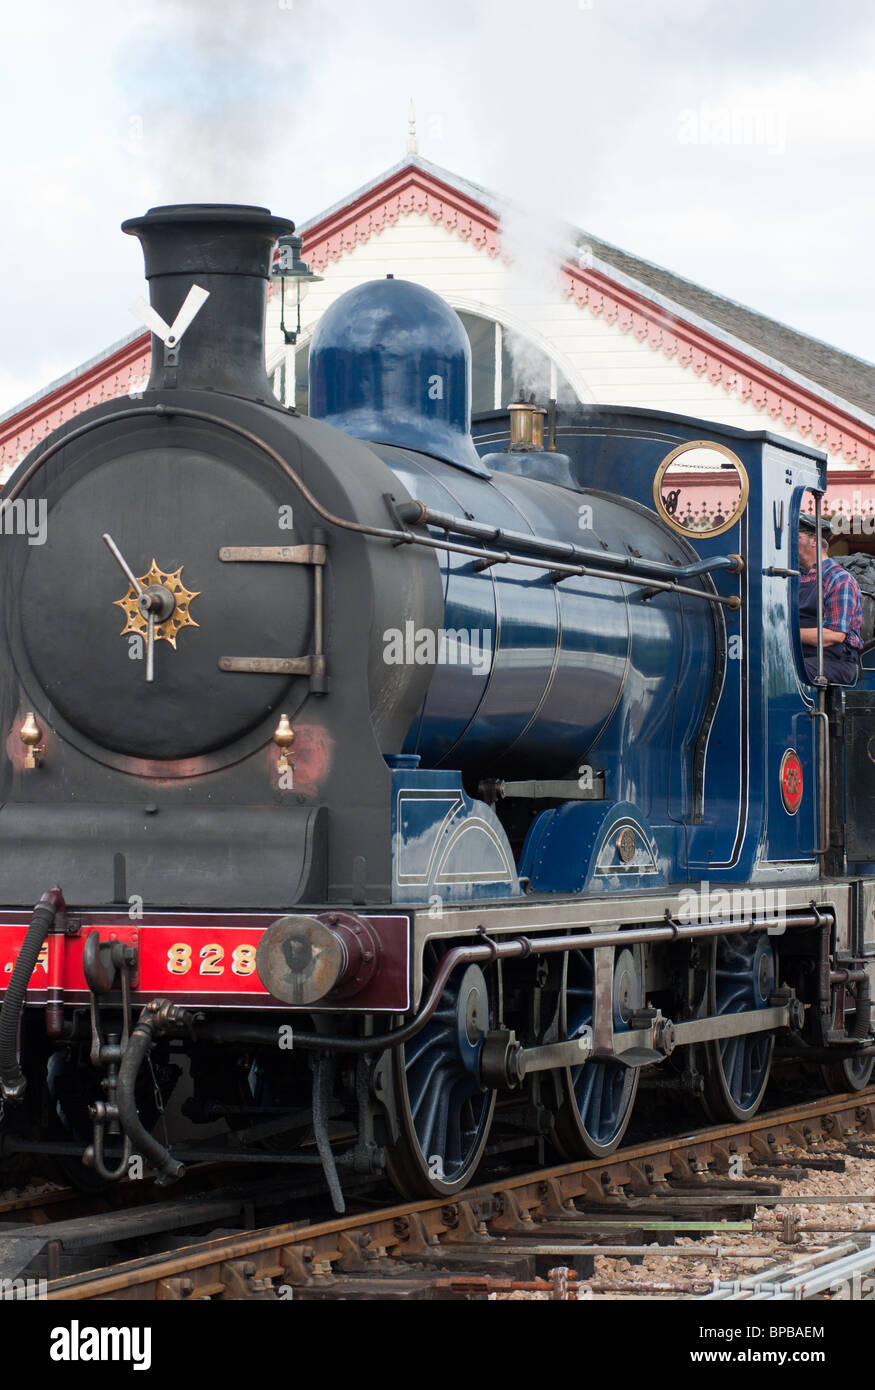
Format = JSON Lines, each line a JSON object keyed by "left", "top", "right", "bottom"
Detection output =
{"left": 0, "top": 202, "right": 872, "bottom": 1205}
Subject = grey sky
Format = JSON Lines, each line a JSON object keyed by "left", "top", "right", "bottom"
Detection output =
{"left": 1, "top": 0, "right": 873, "bottom": 414}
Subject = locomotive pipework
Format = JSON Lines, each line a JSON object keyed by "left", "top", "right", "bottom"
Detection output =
{"left": 0, "top": 401, "right": 740, "bottom": 607}
{"left": 0, "top": 886, "right": 65, "bottom": 1100}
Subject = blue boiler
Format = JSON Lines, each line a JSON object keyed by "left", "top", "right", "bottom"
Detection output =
{"left": 309, "top": 277, "right": 717, "bottom": 795}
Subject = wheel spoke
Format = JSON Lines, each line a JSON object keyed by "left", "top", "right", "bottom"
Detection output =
{"left": 575, "top": 1058, "right": 596, "bottom": 1110}
{"left": 559, "top": 948, "right": 640, "bottom": 1156}
{"left": 408, "top": 1050, "right": 454, "bottom": 1118}
{"left": 716, "top": 977, "right": 751, "bottom": 1011}
{"left": 386, "top": 962, "right": 494, "bottom": 1197}
{"left": 416, "top": 1059, "right": 453, "bottom": 1155}
{"left": 742, "top": 1043, "right": 755, "bottom": 1103}
{"left": 446, "top": 1082, "right": 478, "bottom": 1170}
{"left": 598, "top": 1069, "right": 616, "bottom": 1139}
{"left": 587, "top": 1064, "right": 607, "bottom": 1135}
{"left": 604, "top": 1073, "right": 622, "bottom": 1138}
{"left": 730, "top": 1039, "right": 746, "bottom": 1099}
{"left": 706, "top": 936, "right": 775, "bottom": 1120}
{"left": 426, "top": 1078, "right": 452, "bottom": 1165}
{"left": 404, "top": 1022, "right": 453, "bottom": 1070}
{"left": 430, "top": 1005, "right": 460, "bottom": 1024}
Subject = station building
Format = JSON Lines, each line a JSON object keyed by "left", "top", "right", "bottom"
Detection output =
{"left": 2, "top": 151, "right": 874, "bottom": 542}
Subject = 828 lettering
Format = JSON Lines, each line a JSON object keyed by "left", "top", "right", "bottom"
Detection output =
{"left": 4, "top": 943, "right": 48, "bottom": 975}
{"left": 166, "top": 942, "right": 256, "bottom": 976}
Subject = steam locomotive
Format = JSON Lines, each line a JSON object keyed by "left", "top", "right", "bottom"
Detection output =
{"left": 0, "top": 202, "right": 873, "bottom": 1209}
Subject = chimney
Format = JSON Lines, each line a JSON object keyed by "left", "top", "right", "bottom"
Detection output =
{"left": 122, "top": 203, "right": 295, "bottom": 399}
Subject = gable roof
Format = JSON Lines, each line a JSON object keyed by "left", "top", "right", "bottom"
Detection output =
{"left": 2, "top": 154, "right": 874, "bottom": 475}
{"left": 296, "top": 155, "right": 875, "bottom": 468}
{"left": 302, "top": 153, "right": 875, "bottom": 416}
{"left": 574, "top": 229, "right": 875, "bottom": 417}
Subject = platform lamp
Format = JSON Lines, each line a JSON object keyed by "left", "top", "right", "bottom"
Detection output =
{"left": 271, "top": 233, "right": 324, "bottom": 345}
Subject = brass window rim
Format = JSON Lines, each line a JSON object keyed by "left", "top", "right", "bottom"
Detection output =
{"left": 653, "top": 440, "right": 750, "bottom": 539}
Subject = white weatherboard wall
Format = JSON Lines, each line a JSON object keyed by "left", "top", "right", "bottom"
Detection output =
{"left": 265, "top": 210, "right": 856, "bottom": 469}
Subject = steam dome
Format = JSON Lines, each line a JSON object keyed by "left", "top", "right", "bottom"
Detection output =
{"left": 308, "top": 277, "right": 488, "bottom": 476}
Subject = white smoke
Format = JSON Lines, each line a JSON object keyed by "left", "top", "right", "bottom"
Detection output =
{"left": 119, "top": 0, "right": 329, "bottom": 204}
{"left": 494, "top": 197, "right": 584, "bottom": 407}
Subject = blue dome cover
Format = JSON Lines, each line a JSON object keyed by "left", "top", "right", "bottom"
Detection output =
{"left": 308, "top": 278, "right": 489, "bottom": 476}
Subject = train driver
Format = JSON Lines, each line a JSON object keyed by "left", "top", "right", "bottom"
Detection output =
{"left": 798, "top": 514, "right": 863, "bottom": 684}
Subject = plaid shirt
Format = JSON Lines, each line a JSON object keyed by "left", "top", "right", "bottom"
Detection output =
{"left": 799, "top": 557, "right": 863, "bottom": 650}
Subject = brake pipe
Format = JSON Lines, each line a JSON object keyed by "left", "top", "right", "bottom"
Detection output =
{"left": 0, "top": 887, "right": 65, "bottom": 1101}
{"left": 190, "top": 907, "right": 832, "bottom": 1056}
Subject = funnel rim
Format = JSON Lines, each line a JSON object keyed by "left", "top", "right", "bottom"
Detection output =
{"left": 122, "top": 203, "right": 295, "bottom": 237}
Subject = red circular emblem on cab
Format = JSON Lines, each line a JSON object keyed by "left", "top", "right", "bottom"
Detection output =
{"left": 780, "top": 749, "right": 803, "bottom": 815}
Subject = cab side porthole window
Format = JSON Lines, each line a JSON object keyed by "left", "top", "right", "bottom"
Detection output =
{"left": 653, "top": 442, "right": 749, "bottom": 539}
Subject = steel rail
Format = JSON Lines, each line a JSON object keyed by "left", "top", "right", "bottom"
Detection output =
{"left": 703, "top": 1237, "right": 875, "bottom": 1300}
{"left": 42, "top": 1086, "right": 875, "bottom": 1301}
{"left": 0, "top": 1185, "right": 79, "bottom": 1217}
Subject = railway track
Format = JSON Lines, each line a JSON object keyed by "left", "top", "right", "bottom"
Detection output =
{"left": 21, "top": 1085, "right": 875, "bottom": 1301}
{"left": 0, "top": 1164, "right": 250, "bottom": 1229}
{"left": 0, "top": 1184, "right": 81, "bottom": 1222}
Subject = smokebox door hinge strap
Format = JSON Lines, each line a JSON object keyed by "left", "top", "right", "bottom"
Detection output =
{"left": 217, "top": 530, "right": 329, "bottom": 693}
